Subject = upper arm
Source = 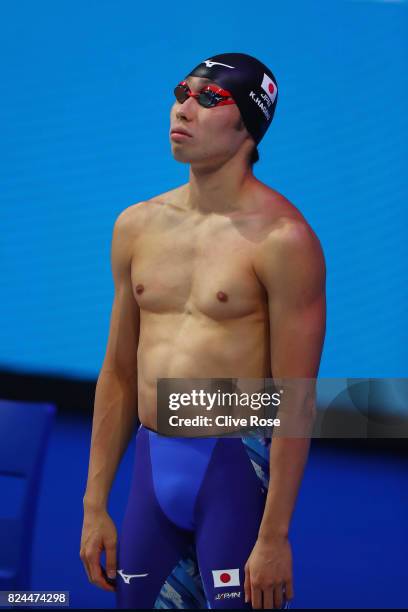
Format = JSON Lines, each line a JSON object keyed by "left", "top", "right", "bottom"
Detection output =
{"left": 256, "top": 219, "right": 326, "bottom": 378}
{"left": 101, "top": 206, "right": 141, "bottom": 380}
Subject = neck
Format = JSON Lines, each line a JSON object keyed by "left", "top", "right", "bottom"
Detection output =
{"left": 186, "top": 154, "right": 256, "bottom": 214}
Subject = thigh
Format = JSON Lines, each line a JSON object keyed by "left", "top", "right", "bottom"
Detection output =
{"left": 194, "top": 437, "right": 267, "bottom": 609}
{"left": 116, "top": 426, "right": 193, "bottom": 609}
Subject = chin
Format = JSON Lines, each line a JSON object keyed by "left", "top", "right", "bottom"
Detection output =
{"left": 170, "top": 144, "right": 203, "bottom": 165}
{"left": 171, "top": 148, "right": 192, "bottom": 164}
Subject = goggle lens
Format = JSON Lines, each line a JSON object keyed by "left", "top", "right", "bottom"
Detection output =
{"left": 174, "top": 83, "right": 190, "bottom": 103}
{"left": 198, "top": 90, "right": 216, "bottom": 108}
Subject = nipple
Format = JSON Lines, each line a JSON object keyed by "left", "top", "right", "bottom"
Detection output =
{"left": 217, "top": 291, "right": 228, "bottom": 302}
{"left": 135, "top": 284, "right": 144, "bottom": 295}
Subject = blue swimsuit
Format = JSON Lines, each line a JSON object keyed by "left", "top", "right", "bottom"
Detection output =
{"left": 116, "top": 425, "right": 288, "bottom": 609}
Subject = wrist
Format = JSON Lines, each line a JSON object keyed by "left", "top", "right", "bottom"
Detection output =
{"left": 258, "top": 526, "right": 289, "bottom": 542}
{"left": 83, "top": 495, "right": 107, "bottom": 513}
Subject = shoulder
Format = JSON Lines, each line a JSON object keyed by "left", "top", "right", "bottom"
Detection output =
{"left": 253, "top": 186, "right": 326, "bottom": 291}
{"left": 255, "top": 184, "right": 324, "bottom": 260}
{"left": 113, "top": 183, "right": 188, "bottom": 237}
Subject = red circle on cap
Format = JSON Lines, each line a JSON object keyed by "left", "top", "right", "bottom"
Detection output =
{"left": 268, "top": 83, "right": 275, "bottom": 94}
{"left": 220, "top": 573, "right": 231, "bottom": 583}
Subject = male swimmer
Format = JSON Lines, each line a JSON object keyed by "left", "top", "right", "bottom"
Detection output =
{"left": 80, "top": 52, "right": 326, "bottom": 610}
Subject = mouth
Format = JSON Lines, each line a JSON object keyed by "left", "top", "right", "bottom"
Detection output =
{"left": 170, "top": 128, "right": 193, "bottom": 139}
{"left": 171, "top": 133, "right": 192, "bottom": 142}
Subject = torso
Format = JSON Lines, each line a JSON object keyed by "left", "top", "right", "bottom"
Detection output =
{"left": 128, "top": 181, "right": 306, "bottom": 429}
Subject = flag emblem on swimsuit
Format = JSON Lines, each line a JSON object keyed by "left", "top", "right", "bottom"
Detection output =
{"left": 212, "top": 568, "right": 240, "bottom": 588}
{"left": 261, "top": 73, "right": 277, "bottom": 104}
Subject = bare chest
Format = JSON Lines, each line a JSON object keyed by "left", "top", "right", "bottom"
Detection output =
{"left": 130, "top": 220, "right": 266, "bottom": 321}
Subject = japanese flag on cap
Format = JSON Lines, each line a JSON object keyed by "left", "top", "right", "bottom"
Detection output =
{"left": 261, "top": 73, "right": 277, "bottom": 104}
{"left": 212, "top": 568, "right": 240, "bottom": 588}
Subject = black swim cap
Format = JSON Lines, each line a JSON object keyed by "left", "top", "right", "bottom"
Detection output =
{"left": 185, "top": 52, "right": 278, "bottom": 145}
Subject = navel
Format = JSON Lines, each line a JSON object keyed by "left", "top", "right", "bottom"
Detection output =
{"left": 135, "top": 283, "right": 144, "bottom": 295}
{"left": 216, "top": 291, "right": 228, "bottom": 302}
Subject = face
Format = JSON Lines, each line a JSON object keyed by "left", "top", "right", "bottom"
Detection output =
{"left": 169, "top": 76, "right": 252, "bottom": 168}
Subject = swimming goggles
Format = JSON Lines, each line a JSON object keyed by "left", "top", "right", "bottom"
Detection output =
{"left": 174, "top": 80, "right": 236, "bottom": 108}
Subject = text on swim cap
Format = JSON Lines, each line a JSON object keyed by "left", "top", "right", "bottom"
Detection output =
{"left": 249, "top": 91, "right": 271, "bottom": 121}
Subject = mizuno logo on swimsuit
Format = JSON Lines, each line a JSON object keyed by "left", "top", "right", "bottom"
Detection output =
{"left": 204, "top": 59, "right": 235, "bottom": 69}
{"left": 212, "top": 568, "right": 240, "bottom": 587}
{"left": 117, "top": 569, "right": 149, "bottom": 583}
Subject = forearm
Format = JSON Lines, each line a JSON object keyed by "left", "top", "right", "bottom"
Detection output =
{"left": 258, "top": 436, "right": 311, "bottom": 540}
{"left": 83, "top": 368, "right": 138, "bottom": 511}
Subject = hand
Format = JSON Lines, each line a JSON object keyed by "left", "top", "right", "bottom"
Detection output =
{"left": 80, "top": 507, "right": 118, "bottom": 592}
{"left": 244, "top": 534, "right": 294, "bottom": 609}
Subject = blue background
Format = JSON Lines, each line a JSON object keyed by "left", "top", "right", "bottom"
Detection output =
{"left": 1, "top": 0, "right": 407, "bottom": 379}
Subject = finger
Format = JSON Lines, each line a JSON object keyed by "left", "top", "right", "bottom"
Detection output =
{"left": 101, "top": 565, "right": 117, "bottom": 592}
{"left": 244, "top": 566, "right": 251, "bottom": 603}
{"left": 89, "top": 553, "right": 115, "bottom": 591}
{"left": 96, "top": 565, "right": 116, "bottom": 592}
{"left": 81, "top": 556, "right": 92, "bottom": 583}
{"left": 105, "top": 541, "right": 117, "bottom": 580}
{"left": 251, "top": 584, "right": 262, "bottom": 610}
{"left": 284, "top": 580, "right": 294, "bottom": 601}
{"left": 80, "top": 549, "right": 95, "bottom": 586}
{"left": 273, "top": 583, "right": 285, "bottom": 609}
{"left": 262, "top": 587, "right": 274, "bottom": 609}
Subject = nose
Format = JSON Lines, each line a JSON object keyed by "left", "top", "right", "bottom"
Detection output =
{"left": 175, "top": 95, "right": 197, "bottom": 120}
